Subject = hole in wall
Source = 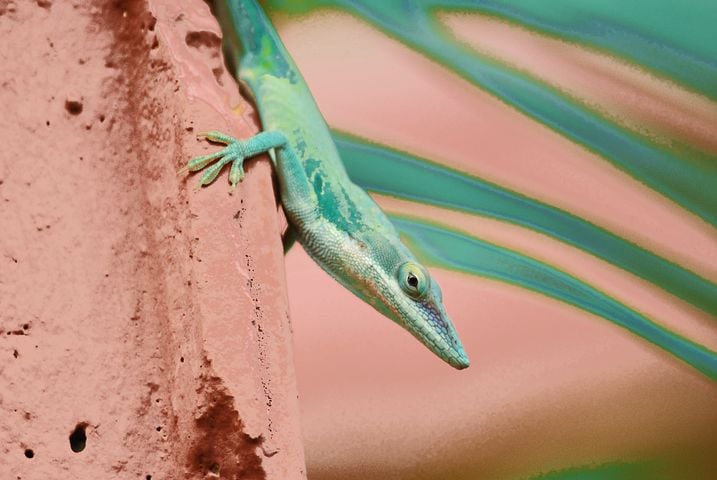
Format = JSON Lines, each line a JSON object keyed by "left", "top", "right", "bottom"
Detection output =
{"left": 69, "top": 423, "right": 87, "bottom": 452}
{"left": 64, "top": 100, "right": 83, "bottom": 115}
{"left": 24, "top": 449, "right": 34, "bottom": 458}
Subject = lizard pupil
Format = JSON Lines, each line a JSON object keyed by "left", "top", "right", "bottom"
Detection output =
{"left": 407, "top": 272, "right": 419, "bottom": 288}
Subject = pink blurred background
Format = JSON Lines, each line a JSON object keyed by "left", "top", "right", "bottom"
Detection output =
{"left": 276, "top": 10, "right": 717, "bottom": 480}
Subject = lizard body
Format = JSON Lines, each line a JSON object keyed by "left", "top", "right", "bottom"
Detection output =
{"left": 184, "top": 0, "right": 469, "bottom": 369}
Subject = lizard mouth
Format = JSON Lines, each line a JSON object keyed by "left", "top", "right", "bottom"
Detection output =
{"left": 400, "top": 301, "right": 470, "bottom": 369}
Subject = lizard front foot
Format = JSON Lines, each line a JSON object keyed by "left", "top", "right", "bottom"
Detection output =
{"left": 180, "top": 131, "right": 249, "bottom": 191}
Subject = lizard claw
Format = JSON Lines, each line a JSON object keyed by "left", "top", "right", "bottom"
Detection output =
{"left": 197, "top": 131, "right": 235, "bottom": 144}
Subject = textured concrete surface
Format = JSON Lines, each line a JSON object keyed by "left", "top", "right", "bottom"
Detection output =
{"left": 0, "top": 1, "right": 305, "bottom": 478}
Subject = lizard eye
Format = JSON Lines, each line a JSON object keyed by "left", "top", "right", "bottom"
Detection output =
{"left": 398, "top": 262, "right": 429, "bottom": 298}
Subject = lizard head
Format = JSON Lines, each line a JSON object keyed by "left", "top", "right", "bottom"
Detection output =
{"left": 388, "top": 260, "right": 470, "bottom": 369}
{"left": 345, "top": 237, "right": 470, "bottom": 370}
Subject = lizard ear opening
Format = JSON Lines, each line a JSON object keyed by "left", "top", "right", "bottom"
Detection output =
{"left": 398, "top": 262, "right": 429, "bottom": 299}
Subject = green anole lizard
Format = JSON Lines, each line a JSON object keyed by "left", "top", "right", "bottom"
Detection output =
{"left": 181, "top": 0, "right": 469, "bottom": 369}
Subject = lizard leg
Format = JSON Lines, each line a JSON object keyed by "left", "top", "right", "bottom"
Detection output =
{"left": 185, "top": 130, "right": 318, "bottom": 220}
{"left": 184, "top": 131, "right": 286, "bottom": 190}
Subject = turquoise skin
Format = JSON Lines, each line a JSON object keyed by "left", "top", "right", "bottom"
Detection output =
{"left": 183, "top": 0, "right": 470, "bottom": 369}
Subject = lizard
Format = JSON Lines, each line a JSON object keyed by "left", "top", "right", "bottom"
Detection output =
{"left": 181, "top": 0, "right": 470, "bottom": 369}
